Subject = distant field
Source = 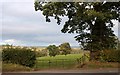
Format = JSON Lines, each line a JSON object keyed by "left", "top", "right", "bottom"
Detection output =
{"left": 34, "top": 47, "right": 81, "bottom": 52}
{"left": 35, "top": 53, "right": 89, "bottom": 69}
{"left": 37, "top": 54, "right": 83, "bottom": 60}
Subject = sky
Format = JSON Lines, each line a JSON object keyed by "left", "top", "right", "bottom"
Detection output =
{"left": 0, "top": 0, "right": 119, "bottom": 46}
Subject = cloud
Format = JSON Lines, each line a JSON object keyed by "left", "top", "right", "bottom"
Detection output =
{"left": 2, "top": 2, "right": 66, "bottom": 35}
{"left": 1, "top": 39, "right": 26, "bottom": 46}
{"left": 2, "top": 1, "right": 79, "bottom": 46}
{"left": 1, "top": 1, "right": 119, "bottom": 47}
{"left": 2, "top": 2, "right": 42, "bottom": 23}
{"left": 3, "top": 21, "right": 61, "bottom": 35}
{"left": 34, "top": 34, "right": 77, "bottom": 43}
{"left": 2, "top": 0, "right": 33, "bottom": 2}
{"left": 4, "top": 39, "right": 16, "bottom": 43}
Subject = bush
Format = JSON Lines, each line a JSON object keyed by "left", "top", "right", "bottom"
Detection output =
{"left": 2, "top": 45, "right": 36, "bottom": 67}
{"left": 99, "top": 50, "right": 120, "bottom": 62}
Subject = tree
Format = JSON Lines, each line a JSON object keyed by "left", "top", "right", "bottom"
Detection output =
{"left": 59, "top": 42, "right": 72, "bottom": 55}
{"left": 36, "top": 49, "right": 48, "bottom": 57}
{"left": 34, "top": 2, "right": 119, "bottom": 60}
{"left": 118, "top": 39, "right": 120, "bottom": 50}
{"left": 47, "top": 45, "right": 59, "bottom": 57}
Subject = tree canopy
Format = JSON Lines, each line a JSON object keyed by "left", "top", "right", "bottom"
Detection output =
{"left": 59, "top": 42, "right": 71, "bottom": 55}
{"left": 47, "top": 45, "right": 59, "bottom": 57}
{"left": 34, "top": 2, "right": 119, "bottom": 51}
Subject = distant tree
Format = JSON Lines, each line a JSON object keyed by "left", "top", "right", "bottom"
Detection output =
{"left": 31, "top": 47, "right": 37, "bottom": 51}
{"left": 36, "top": 49, "right": 48, "bottom": 57}
{"left": 47, "top": 45, "right": 59, "bottom": 57}
{"left": 59, "top": 42, "right": 72, "bottom": 55}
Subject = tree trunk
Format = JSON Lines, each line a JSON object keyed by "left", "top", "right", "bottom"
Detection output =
{"left": 90, "top": 50, "right": 100, "bottom": 61}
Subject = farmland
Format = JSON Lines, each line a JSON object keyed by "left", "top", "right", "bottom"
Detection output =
{"left": 35, "top": 53, "right": 90, "bottom": 69}
{"left": 37, "top": 53, "right": 83, "bottom": 60}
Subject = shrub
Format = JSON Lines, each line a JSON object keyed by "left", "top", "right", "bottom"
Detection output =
{"left": 2, "top": 45, "right": 36, "bottom": 67}
{"left": 99, "top": 50, "right": 120, "bottom": 62}
{"left": 76, "top": 53, "right": 90, "bottom": 68}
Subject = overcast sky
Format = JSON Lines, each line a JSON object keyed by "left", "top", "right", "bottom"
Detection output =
{"left": 0, "top": 0, "right": 119, "bottom": 46}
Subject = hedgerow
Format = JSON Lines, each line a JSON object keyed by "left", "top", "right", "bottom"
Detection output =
{"left": 2, "top": 45, "right": 36, "bottom": 67}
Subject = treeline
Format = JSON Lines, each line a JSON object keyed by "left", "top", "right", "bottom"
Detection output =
{"left": 36, "top": 42, "right": 72, "bottom": 57}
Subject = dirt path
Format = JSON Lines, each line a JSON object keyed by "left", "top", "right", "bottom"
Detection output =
{"left": 28, "top": 68, "right": 119, "bottom": 73}
{"left": 4, "top": 68, "right": 119, "bottom": 73}
{"left": 2, "top": 68, "right": 119, "bottom": 75}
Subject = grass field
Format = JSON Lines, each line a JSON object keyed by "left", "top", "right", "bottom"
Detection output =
{"left": 1, "top": 46, "right": 119, "bottom": 72}
{"left": 37, "top": 53, "right": 83, "bottom": 60}
{"left": 35, "top": 53, "right": 90, "bottom": 69}
{"left": 2, "top": 53, "right": 119, "bottom": 72}
{"left": 3, "top": 61, "right": 119, "bottom": 72}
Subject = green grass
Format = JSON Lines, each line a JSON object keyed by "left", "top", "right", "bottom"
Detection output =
{"left": 3, "top": 53, "right": 119, "bottom": 72}
{"left": 37, "top": 53, "right": 83, "bottom": 60}
{"left": 35, "top": 53, "right": 89, "bottom": 69}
